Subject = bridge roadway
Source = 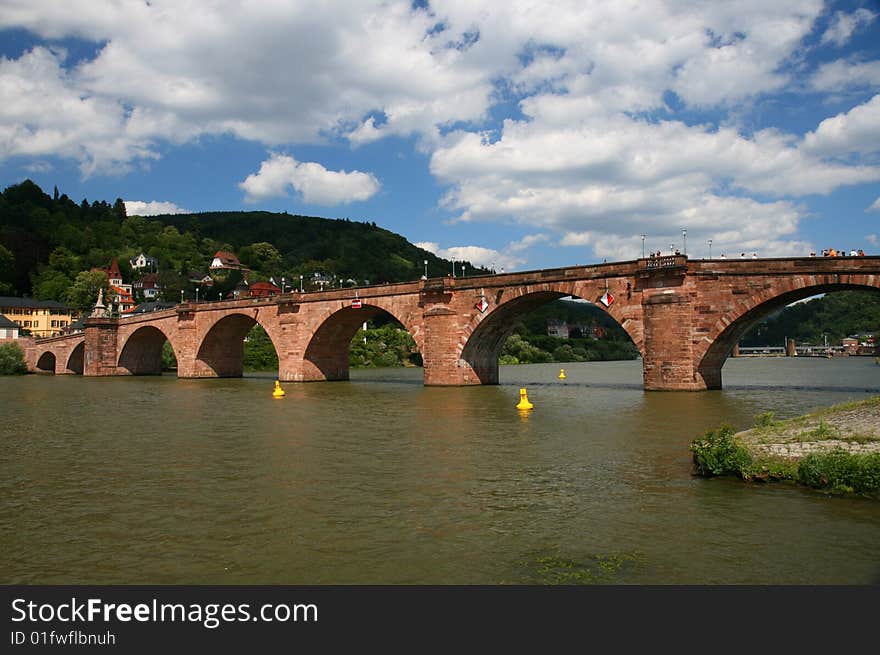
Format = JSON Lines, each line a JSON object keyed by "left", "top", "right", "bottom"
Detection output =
{"left": 21, "top": 255, "right": 880, "bottom": 391}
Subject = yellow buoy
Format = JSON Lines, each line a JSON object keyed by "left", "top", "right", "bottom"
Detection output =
{"left": 558, "top": 368, "right": 566, "bottom": 379}
{"left": 516, "top": 387, "right": 534, "bottom": 411}
{"left": 272, "top": 380, "right": 285, "bottom": 398}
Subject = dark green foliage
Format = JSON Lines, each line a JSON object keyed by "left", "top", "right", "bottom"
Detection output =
{"left": 500, "top": 300, "right": 639, "bottom": 364}
{"left": 242, "top": 325, "right": 279, "bottom": 371}
{"left": 741, "top": 290, "right": 880, "bottom": 347}
{"left": 0, "top": 341, "right": 27, "bottom": 375}
{"left": 161, "top": 342, "right": 177, "bottom": 372}
{"left": 349, "top": 325, "right": 421, "bottom": 368}
{"left": 797, "top": 450, "right": 880, "bottom": 495}
{"left": 690, "top": 424, "right": 753, "bottom": 477}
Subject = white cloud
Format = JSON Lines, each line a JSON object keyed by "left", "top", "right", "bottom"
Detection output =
{"left": 239, "top": 153, "right": 380, "bottom": 205}
{"left": 810, "top": 59, "right": 880, "bottom": 92}
{"left": 866, "top": 234, "right": 878, "bottom": 245}
{"left": 803, "top": 94, "right": 880, "bottom": 156}
{"left": 415, "top": 240, "right": 526, "bottom": 272}
{"left": 868, "top": 199, "right": 880, "bottom": 213}
{"left": 124, "top": 200, "right": 189, "bottom": 216}
{"left": 820, "top": 9, "right": 877, "bottom": 47}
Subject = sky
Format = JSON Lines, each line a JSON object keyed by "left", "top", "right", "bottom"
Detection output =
{"left": 1, "top": 0, "right": 879, "bottom": 272}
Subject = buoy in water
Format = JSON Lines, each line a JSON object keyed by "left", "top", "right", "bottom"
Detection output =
{"left": 516, "top": 387, "right": 534, "bottom": 411}
{"left": 272, "top": 380, "right": 285, "bottom": 398}
{"left": 558, "top": 368, "right": 566, "bottom": 379}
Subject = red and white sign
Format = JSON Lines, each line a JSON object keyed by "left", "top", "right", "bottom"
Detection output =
{"left": 351, "top": 298, "right": 362, "bottom": 309}
{"left": 475, "top": 298, "right": 489, "bottom": 313}
{"left": 599, "top": 291, "right": 614, "bottom": 307}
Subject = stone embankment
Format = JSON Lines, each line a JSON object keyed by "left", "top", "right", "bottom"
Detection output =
{"left": 736, "top": 398, "right": 880, "bottom": 460}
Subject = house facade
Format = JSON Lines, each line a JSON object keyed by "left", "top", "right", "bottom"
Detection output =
{"left": 0, "top": 297, "right": 78, "bottom": 337}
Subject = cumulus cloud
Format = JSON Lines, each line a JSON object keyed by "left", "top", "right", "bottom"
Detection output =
{"left": 820, "top": 9, "right": 877, "bottom": 47}
{"left": 415, "top": 240, "right": 526, "bottom": 272}
{"left": 124, "top": 200, "right": 189, "bottom": 216}
{"left": 803, "top": 94, "right": 880, "bottom": 156}
{"left": 810, "top": 59, "right": 880, "bottom": 92}
{"left": 868, "top": 199, "right": 880, "bottom": 213}
{"left": 239, "top": 153, "right": 380, "bottom": 205}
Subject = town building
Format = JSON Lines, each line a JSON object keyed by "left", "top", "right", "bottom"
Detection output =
{"left": 248, "top": 281, "right": 281, "bottom": 298}
{"left": 0, "top": 314, "right": 20, "bottom": 340}
{"left": 0, "top": 297, "right": 78, "bottom": 337}
{"left": 133, "top": 273, "right": 161, "bottom": 300}
{"left": 210, "top": 250, "right": 245, "bottom": 271}
{"left": 129, "top": 253, "right": 159, "bottom": 271}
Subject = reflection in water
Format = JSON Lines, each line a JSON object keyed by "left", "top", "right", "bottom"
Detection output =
{"left": 1, "top": 357, "right": 879, "bottom": 584}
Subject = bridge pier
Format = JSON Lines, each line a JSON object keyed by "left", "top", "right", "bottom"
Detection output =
{"left": 422, "top": 306, "right": 484, "bottom": 385}
{"left": 641, "top": 290, "right": 717, "bottom": 390}
{"left": 83, "top": 317, "right": 119, "bottom": 376}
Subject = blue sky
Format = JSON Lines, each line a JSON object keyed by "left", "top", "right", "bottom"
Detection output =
{"left": 1, "top": 0, "right": 878, "bottom": 271}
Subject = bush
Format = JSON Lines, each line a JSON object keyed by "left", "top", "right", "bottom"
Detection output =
{"left": 798, "top": 449, "right": 880, "bottom": 495}
{"left": 0, "top": 341, "right": 27, "bottom": 375}
{"left": 690, "top": 424, "right": 752, "bottom": 477}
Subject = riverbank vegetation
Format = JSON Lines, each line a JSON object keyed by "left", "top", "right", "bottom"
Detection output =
{"left": 690, "top": 397, "right": 880, "bottom": 497}
{"left": 0, "top": 341, "right": 27, "bottom": 375}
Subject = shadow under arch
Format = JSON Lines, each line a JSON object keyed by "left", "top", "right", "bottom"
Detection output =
{"left": 303, "top": 304, "right": 420, "bottom": 381}
{"left": 196, "top": 313, "right": 280, "bottom": 378}
{"left": 36, "top": 351, "right": 56, "bottom": 374}
{"left": 460, "top": 290, "right": 638, "bottom": 384}
{"left": 117, "top": 325, "right": 177, "bottom": 375}
{"left": 696, "top": 282, "right": 880, "bottom": 388}
{"left": 65, "top": 341, "right": 84, "bottom": 374}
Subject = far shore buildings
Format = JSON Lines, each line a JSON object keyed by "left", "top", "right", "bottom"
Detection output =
{"left": 0, "top": 297, "right": 78, "bottom": 337}
{"left": 92, "top": 258, "right": 135, "bottom": 314}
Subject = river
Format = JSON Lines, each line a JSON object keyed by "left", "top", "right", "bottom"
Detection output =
{"left": 2, "top": 356, "right": 879, "bottom": 584}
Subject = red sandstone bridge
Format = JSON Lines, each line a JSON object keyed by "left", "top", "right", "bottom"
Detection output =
{"left": 20, "top": 255, "right": 880, "bottom": 391}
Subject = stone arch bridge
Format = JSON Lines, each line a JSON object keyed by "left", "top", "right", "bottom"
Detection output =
{"left": 20, "top": 255, "right": 880, "bottom": 391}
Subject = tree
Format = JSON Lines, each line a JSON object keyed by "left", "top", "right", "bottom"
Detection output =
{"left": 0, "top": 342, "right": 27, "bottom": 375}
{"left": 0, "top": 243, "right": 14, "bottom": 295}
{"left": 66, "top": 270, "right": 109, "bottom": 314}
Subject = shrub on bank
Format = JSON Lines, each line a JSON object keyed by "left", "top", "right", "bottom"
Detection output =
{"left": 690, "top": 424, "right": 752, "bottom": 477}
{"left": 797, "top": 450, "right": 880, "bottom": 495}
{"left": 0, "top": 341, "right": 27, "bottom": 375}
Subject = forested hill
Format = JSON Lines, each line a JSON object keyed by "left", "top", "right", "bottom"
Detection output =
{"left": 0, "top": 179, "right": 483, "bottom": 300}
{"left": 156, "top": 210, "right": 479, "bottom": 285}
{"left": 740, "top": 290, "right": 880, "bottom": 347}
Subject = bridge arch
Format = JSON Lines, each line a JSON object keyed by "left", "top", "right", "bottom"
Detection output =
{"left": 117, "top": 325, "right": 178, "bottom": 375}
{"left": 695, "top": 274, "right": 880, "bottom": 388}
{"left": 196, "top": 312, "right": 281, "bottom": 378}
{"left": 35, "top": 351, "right": 56, "bottom": 373}
{"left": 301, "top": 302, "right": 423, "bottom": 381}
{"left": 65, "top": 341, "right": 84, "bottom": 374}
{"left": 459, "top": 282, "right": 642, "bottom": 384}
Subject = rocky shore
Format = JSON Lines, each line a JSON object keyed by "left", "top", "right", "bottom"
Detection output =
{"left": 736, "top": 397, "right": 880, "bottom": 461}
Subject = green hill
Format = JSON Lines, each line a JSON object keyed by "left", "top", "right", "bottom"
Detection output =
{"left": 0, "top": 179, "right": 484, "bottom": 302}
{"left": 740, "top": 291, "right": 880, "bottom": 347}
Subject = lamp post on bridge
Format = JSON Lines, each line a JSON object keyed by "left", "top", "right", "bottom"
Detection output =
{"left": 299, "top": 275, "right": 304, "bottom": 293}
{"left": 669, "top": 244, "right": 675, "bottom": 255}
{"left": 423, "top": 259, "right": 428, "bottom": 279}
{"left": 195, "top": 286, "right": 199, "bottom": 302}
{"left": 641, "top": 234, "right": 646, "bottom": 258}
{"left": 708, "top": 239, "right": 712, "bottom": 259}
{"left": 682, "top": 229, "right": 687, "bottom": 256}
